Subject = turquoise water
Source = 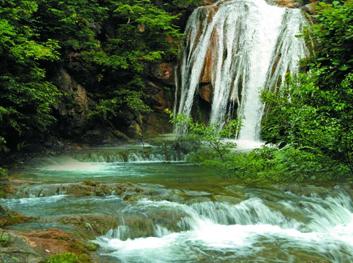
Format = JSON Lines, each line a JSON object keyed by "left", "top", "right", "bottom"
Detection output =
{"left": 2, "top": 145, "right": 353, "bottom": 263}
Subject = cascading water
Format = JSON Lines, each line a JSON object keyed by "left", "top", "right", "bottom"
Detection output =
{"left": 95, "top": 189, "right": 353, "bottom": 263}
{"left": 3, "top": 145, "right": 353, "bottom": 262}
{"left": 175, "top": 0, "right": 308, "bottom": 148}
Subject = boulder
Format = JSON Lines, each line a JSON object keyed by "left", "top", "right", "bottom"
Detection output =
{"left": 0, "top": 230, "right": 43, "bottom": 263}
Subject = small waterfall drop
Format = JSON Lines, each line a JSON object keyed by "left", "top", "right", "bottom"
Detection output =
{"left": 176, "top": 0, "right": 308, "bottom": 147}
{"left": 95, "top": 189, "right": 353, "bottom": 263}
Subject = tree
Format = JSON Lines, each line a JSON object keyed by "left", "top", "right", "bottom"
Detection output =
{"left": 0, "top": 0, "right": 60, "bottom": 151}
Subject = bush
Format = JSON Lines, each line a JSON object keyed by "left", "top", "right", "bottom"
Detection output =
{"left": 189, "top": 146, "right": 350, "bottom": 183}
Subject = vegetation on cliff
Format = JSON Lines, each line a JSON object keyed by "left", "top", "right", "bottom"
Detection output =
{"left": 0, "top": 0, "right": 199, "bottom": 159}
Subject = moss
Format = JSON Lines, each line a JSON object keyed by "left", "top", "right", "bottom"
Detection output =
{"left": 45, "top": 252, "right": 91, "bottom": 263}
{"left": 0, "top": 208, "right": 31, "bottom": 227}
{"left": 85, "top": 242, "right": 99, "bottom": 252}
{"left": 46, "top": 253, "right": 80, "bottom": 263}
{"left": 0, "top": 167, "right": 7, "bottom": 177}
{"left": 0, "top": 167, "right": 9, "bottom": 198}
{"left": 0, "top": 231, "right": 11, "bottom": 247}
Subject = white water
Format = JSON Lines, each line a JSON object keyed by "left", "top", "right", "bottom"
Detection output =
{"left": 176, "top": 0, "right": 308, "bottom": 148}
{"left": 96, "top": 190, "right": 353, "bottom": 262}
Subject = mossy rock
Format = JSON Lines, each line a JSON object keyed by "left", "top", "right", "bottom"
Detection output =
{"left": 46, "top": 252, "right": 91, "bottom": 263}
{"left": 0, "top": 231, "right": 12, "bottom": 247}
{"left": 0, "top": 206, "right": 32, "bottom": 227}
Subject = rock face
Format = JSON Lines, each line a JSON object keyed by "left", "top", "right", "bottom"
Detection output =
{"left": 199, "top": 85, "right": 213, "bottom": 103}
{"left": 55, "top": 68, "right": 90, "bottom": 137}
{"left": 142, "top": 64, "right": 175, "bottom": 137}
{"left": 150, "top": 63, "right": 175, "bottom": 85}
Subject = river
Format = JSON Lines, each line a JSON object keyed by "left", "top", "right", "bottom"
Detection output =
{"left": 1, "top": 143, "right": 353, "bottom": 262}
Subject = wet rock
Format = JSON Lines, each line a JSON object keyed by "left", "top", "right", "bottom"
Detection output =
{"left": 302, "top": 2, "right": 317, "bottom": 14}
{"left": 55, "top": 68, "right": 91, "bottom": 137}
{"left": 17, "top": 228, "right": 92, "bottom": 260}
{"left": 199, "top": 85, "right": 213, "bottom": 103}
{"left": 142, "top": 80, "right": 173, "bottom": 137}
{"left": 145, "top": 81, "right": 171, "bottom": 111}
{"left": 127, "top": 121, "right": 143, "bottom": 138}
{"left": 11, "top": 182, "right": 185, "bottom": 202}
{"left": 266, "top": 0, "right": 313, "bottom": 8}
{"left": 113, "top": 207, "right": 188, "bottom": 238}
{"left": 202, "top": 0, "right": 216, "bottom": 5}
{"left": 81, "top": 128, "right": 128, "bottom": 144}
{"left": 121, "top": 184, "right": 185, "bottom": 203}
{"left": 0, "top": 230, "right": 43, "bottom": 263}
{"left": 273, "top": 0, "right": 301, "bottom": 8}
{"left": 13, "top": 182, "right": 118, "bottom": 198}
{"left": 213, "top": 195, "right": 242, "bottom": 203}
{"left": 0, "top": 228, "right": 94, "bottom": 262}
{"left": 40, "top": 214, "right": 117, "bottom": 239}
{"left": 275, "top": 184, "right": 332, "bottom": 197}
{"left": 200, "top": 7, "right": 219, "bottom": 85}
{"left": 0, "top": 206, "right": 31, "bottom": 227}
{"left": 149, "top": 63, "right": 175, "bottom": 85}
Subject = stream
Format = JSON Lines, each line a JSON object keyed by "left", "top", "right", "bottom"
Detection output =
{"left": 1, "top": 143, "right": 353, "bottom": 262}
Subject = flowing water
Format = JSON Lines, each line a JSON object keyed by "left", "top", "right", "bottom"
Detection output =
{"left": 2, "top": 144, "right": 353, "bottom": 262}
{"left": 175, "top": 0, "right": 308, "bottom": 148}
{"left": 0, "top": 2, "right": 349, "bottom": 262}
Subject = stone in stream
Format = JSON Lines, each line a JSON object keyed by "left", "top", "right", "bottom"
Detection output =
{"left": 10, "top": 181, "right": 187, "bottom": 203}
{"left": 39, "top": 214, "right": 118, "bottom": 240}
{"left": 0, "top": 205, "right": 31, "bottom": 227}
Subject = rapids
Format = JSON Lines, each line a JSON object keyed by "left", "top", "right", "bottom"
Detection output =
{"left": 2, "top": 144, "right": 353, "bottom": 262}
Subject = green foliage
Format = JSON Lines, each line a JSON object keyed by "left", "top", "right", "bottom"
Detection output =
{"left": 0, "top": 0, "right": 61, "bottom": 150}
{"left": 0, "top": 167, "right": 8, "bottom": 178}
{"left": 89, "top": 89, "right": 151, "bottom": 123}
{"left": 46, "top": 253, "right": 81, "bottom": 263}
{"left": 0, "top": 0, "right": 193, "bottom": 151}
{"left": 190, "top": 146, "right": 349, "bottom": 183}
{"left": 169, "top": 111, "right": 240, "bottom": 161}
{"left": 33, "top": 0, "right": 184, "bottom": 128}
{"left": 262, "top": 0, "right": 353, "bottom": 174}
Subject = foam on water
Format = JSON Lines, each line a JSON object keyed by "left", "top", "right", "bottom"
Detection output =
{"left": 96, "top": 190, "right": 353, "bottom": 262}
{"left": 0, "top": 195, "right": 67, "bottom": 206}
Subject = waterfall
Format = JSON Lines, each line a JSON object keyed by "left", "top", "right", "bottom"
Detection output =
{"left": 176, "top": 0, "right": 308, "bottom": 147}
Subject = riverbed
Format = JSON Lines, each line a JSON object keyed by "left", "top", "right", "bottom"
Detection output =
{"left": 1, "top": 144, "right": 353, "bottom": 262}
